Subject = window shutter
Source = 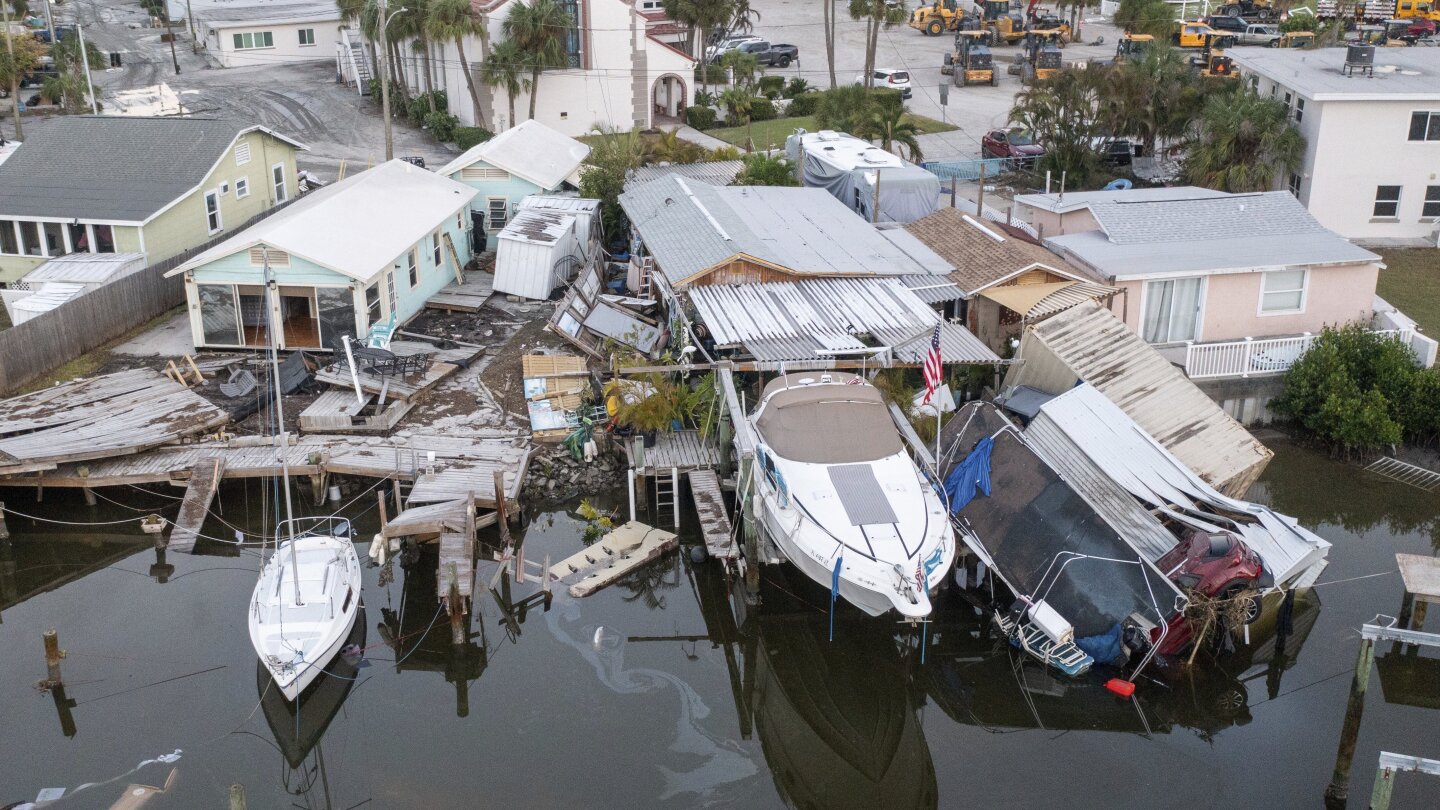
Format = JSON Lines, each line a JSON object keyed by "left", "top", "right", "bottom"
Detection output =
{"left": 461, "top": 166, "right": 510, "bottom": 181}
{"left": 249, "top": 246, "right": 290, "bottom": 266}
{"left": 235, "top": 143, "right": 252, "bottom": 166}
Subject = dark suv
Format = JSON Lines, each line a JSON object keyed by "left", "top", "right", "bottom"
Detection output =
{"left": 1204, "top": 15, "right": 1247, "bottom": 34}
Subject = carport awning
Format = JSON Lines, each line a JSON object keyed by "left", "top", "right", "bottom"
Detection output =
{"left": 979, "top": 281, "right": 1120, "bottom": 320}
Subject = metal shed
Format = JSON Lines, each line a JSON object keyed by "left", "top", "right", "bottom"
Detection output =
{"left": 517, "top": 195, "right": 601, "bottom": 254}
{"left": 493, "top": 210, "right": 579, "bottom": 301}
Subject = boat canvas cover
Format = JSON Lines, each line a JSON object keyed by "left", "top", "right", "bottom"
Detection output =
{"left": 1031, "top": 385, "right": 1330, "bottom": 588}
{"left": 955, "top": 428, "right": 1181, "bottom": 637}
{"left": 756, "top": 378, "right": 902, "bottom": 464}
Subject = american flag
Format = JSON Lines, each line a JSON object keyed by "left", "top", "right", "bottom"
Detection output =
{"left": 921, "top": 322, "right": 943, "bottom": 404}
{"left": 915, "top": 558, "right": 925, "bottom": 594}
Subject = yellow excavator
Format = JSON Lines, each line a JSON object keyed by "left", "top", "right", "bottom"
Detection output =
{"left": 977, "top": 0, "right": 1029, "bottom": 45}
{"left": 1114, "top": 32, "right": 1154, "bottom": 62}
{"left": 910, "top": 0, "right": 966, "bottom": 35}
{"left": 947, "top": 30, "right": 999, "bottom": 85}
{"left": 1194, "top": 33, "right": 1239, "bottom": 79}
{"left": 1021, "top": 30, "right": 1064, "bottom": 83}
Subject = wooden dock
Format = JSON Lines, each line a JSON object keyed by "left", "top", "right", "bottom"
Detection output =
{"left": 437, "top": 495, "right": 478, "bottom": 604}
{"left": 626, "top": 429, "right": 721, "bottom": 476}
{"left": 687, "top": 469, "right": 735, "bottom": 560}
{"left": 426, "top": 271, "right": 495, "bottom": 313}
{"left": 549, "top": 520, "right": 678, "bottom": 598}
{"left": 298, "top": 389, "right": 413, "bottom": 433}
{"left": 313, "top": 341, "right": 483, "bottom": 403}
{"left": 0, "top": 369, "right": 231, "bottom": 476}
{"left": 167, "top": 458, "right": 225, "bottom": 553}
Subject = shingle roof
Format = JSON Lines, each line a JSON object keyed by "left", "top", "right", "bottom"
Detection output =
{"left": 620, "top": 175, "right": 948, "bottom": 285}
{"left": 437, "top": 120, "right": 590, "bottom": 189}
{"left": 903, "top": 207, "right": 1095, "bottom": 295}
{"left": 0, "top": 117, "right": 304, "bottom": 223}
{"left": 1088, "top": 191, "right": 1325, "bottom": 245}
{"left": 168, "top": 160, "right": 477, "bottom": 281}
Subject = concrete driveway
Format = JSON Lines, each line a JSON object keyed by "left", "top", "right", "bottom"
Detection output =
{"left": 741, "top": 0, "right": 1125, "bottom": 161}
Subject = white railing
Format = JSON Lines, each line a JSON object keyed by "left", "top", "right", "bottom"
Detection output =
{"left": 1184, "top": 329, "right": 1413, "bottom": 380}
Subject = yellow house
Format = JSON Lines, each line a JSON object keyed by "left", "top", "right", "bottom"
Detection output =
{"left": 0, "top": 116, "right": 306, "bottom": 284}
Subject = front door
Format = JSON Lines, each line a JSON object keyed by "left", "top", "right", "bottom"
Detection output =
{"left": 1142, "top": 277, "right": 1203, "bottom": 344}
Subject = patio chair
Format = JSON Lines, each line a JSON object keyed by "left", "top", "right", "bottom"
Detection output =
{"left": 366, "top": 312, "right": 398, "bottom": 350}
{"left": 218, "top": 367, "right": 258, "bottom": 398}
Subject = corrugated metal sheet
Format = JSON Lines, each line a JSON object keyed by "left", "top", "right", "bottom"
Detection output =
{"left": 1003, "top": 300, "right": 1271, "bottom": 497}
{"left": 22, "top": 253, "right": 148, "bottom": 285}
{"left": 1026, "top": 281, "right": 1119, "bottom": 319}
{"left": 499, "top": 210, "right": 574, "bottom": 246}
{"left": 688, "top": 278, "right": 999, "bottom": 364}
{"left": 627, "top": 161, "right": 745, "bottom": 188}
{"left": 900, "top": 274, "right": 966, "bottom": 304}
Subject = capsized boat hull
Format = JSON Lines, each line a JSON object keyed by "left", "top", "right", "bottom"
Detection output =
{"left": 249, "top": 534, "right": 363, "bottom": 702}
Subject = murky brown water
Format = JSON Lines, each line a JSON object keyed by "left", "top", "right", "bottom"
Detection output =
{"left": 1, "top": 437, "right": 1437, "bottom": 808}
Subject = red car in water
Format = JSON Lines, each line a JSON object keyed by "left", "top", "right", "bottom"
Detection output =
{"left": 1152, "top": 528, "right": 1271, "bottom": 655}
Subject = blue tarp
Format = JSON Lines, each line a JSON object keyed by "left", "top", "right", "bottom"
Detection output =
{"left": 945, "top": 436, "right": 993, "bottom": 513}
{"left": 1075, "top": 623, "right": 1126, "bottom": 666}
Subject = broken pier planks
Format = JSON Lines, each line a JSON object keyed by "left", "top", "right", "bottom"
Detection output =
{"left": 551, "top": 520, "right": 678, "bottom": 598}
{"left": 425, "top": 271, "right": 495, "bottom": 313}
{"left": 168, "top": 458, "right": 226, "bottom": 553}
{"left": 687, "top": 469, "right": 735, "bottom": 560}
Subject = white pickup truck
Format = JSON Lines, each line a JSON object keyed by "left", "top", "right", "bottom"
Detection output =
{"left": 1238, "top": 24, "right": 1281, "bottom": 46}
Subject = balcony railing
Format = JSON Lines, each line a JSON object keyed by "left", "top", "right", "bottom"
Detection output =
{"left": 1183, "top": 330, "right": 1413, "bottom": 379}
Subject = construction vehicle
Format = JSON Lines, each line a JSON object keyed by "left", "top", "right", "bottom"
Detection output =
{"left": 1113, "top": 32, "right": 1155, "bottom": 62}
{"left": 1272, "top": 30, "right": 1316, "bottom": 47}
{"left": 911, "top": 0, "right": 965, "bottom": 36}
{"left": 1030, "top": 13, "right": 1072, "bottom": 43}
{"left": 1193, "top": 33, "right": 1239, "bottom": 79}
{"left": 947, "top": 30, "right": 999, "bottom": 85}
{"left": 1021, "top": 30, "right": 1064, "bottom": 84}
{"left": 976, "top": 0, "right": 1029, "bottom": 45}
{"left": 1175, "top": 20, "right": 1226, "bottom": 48}
{"left": 1395, "top": 0, "right": 1440, "bottom": 23}
{"left": 1214, "top": 0, "right": 1277, "bottom": 20}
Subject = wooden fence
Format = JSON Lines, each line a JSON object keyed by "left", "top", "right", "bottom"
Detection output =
{"left": 0, "top": 204, "right": 293, "bottom": 395}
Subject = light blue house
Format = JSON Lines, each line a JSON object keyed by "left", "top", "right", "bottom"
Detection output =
{"left": 168, "top": 160, "right": 478, "bottom": 351}
{"left": 436, "top": 120, "right": 591, "bottom": 251}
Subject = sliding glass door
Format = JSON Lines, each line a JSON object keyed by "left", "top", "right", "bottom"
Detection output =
{"left": 1142, "top": 277, "right": 1204, "bottom": 344}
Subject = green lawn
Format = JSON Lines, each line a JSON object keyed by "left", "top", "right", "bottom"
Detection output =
{"left": 1377, "top": 249, "right": 1440, "bottom": 336}
{"left": 706, "top": 113, "right": 956, "bottom": 152}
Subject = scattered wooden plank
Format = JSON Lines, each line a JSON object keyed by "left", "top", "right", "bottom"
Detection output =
{"left": 425, "top": 271, "right": 495, "bottom": 313}
{"left": 298, "top": 390, "right": 375, "bottom": 432}
{"left": 549, "top": 520, "right": 678, "bottom": 598}
{"left": 688, "top": 469, "right": 735, "bottom": 560}
{"left": 168, "top": 458, "right": 226, "bottom": 553}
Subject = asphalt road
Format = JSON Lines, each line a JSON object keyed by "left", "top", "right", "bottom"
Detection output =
{"left": 742, "top": 0, "right": 1126, "bottom": 161}
{"left": 14, "top": 0, "right": 456, "bottom": 180}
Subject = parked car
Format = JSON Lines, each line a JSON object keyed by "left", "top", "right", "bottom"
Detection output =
{"left": 981, "top": 128, "right": 1043, "bottom": 164}
{"left": 1408, "top": 17, "right": 1437, "bottom": 38}
{"left": 1236, "top": 23, "right": 1281, "bottom": 45}
{"left": 709, "top": 39, "right": 798, "bottom": 67}
{"left": 1204, "top": 15, "right": 1248, "bottom": 34}
{"left": 704, "top": 35, "right": 761, "bottom": 63}
{"left": 854, "top": 68, "right": 912, "bottom": 98}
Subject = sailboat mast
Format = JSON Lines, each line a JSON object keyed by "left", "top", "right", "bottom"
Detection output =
{"left": 263, "top": 248, "right": 303, "bottom": 606}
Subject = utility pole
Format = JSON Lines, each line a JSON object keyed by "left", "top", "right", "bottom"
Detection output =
{"left": 186, "top": 0, "right": 197, "bottom": 54}
{"left": 2, "top": 4, "right": 21, "bottom": 140}
{"left": 41, "top": 0, "right": 56, "bottom": 50}
{"left": 76, "top": 22, "right": 98, "bottom": 115}
{"left": 379, "top": 0, "right": 394, "bottom": 161}
{"left": 163, "top": 2, "right": 180, "bottom": 74}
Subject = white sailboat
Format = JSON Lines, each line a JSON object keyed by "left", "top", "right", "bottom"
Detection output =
{"left": 749, "top": 373, "right": 954, "bottom": 619}
{"left": 248, "top": 251, "right": 363, "bottom": 702}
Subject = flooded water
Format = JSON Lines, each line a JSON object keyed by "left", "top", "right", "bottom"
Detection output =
{"left": 2, "top": 438, "right": 1437, "bottom": 809}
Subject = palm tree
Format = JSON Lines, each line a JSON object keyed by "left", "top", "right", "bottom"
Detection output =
{"left": 502, "top": 0, "right": 573, "bottom": 121}
{"left": 849, "top": 0, "right": 907, "bottom": 90}
{"left": 855, "top": 103, "right": 923, "bottom": 161}
{"left": 479, "top": 39, "right": 528, "bottom": 130}
{"left": 719, "top": 86, "right": 753, "bottom": 149}
{"left": 403, "top": 0, "right": 437, "bottom": 113}
{"left": 662, "top": 0, "right": 734, "bottom": 61}
{"left": 337, "top": 0, "right": 382, "bottom": 87}
{"left": 1, "top": 3, "right": 42, "bottom": 139}
{"left": 1095, "top": 45, "right": 1198, "bottom": 155}
{"left": 426, "top": 0, "right": 489, "bottom": 128}
{"left": 645, "top": 129, "right": 705, "bottom": 164}
{"left": 1184, "top": 90, "right": 1304, "bottom": 193}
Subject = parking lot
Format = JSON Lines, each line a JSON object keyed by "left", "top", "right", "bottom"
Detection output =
{"left": 744, "top": 0, "right": 1125, "bottom": 161}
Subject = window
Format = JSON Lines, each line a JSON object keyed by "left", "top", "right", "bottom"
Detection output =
{"left": 92, "top": 224, "right": 114, "bottom": 253}
{"left": 1142, "top": 277, "right": 1203, "bottom": 343}
{"left": 41, "top": 221, "right": 63, "bottom": 255}
{"left": 235, "top": 177, "right": 250, "bottom": 199}
{"left": 557, "top": 0, "right": 581, "bottom": 67}
{"left": 385, "top": 271, "right": 396, "bottom": 315}
{"left": 1425, "top": 186, "right": 1440, "bottom": 219}
{"left": 432, "top": 231, "right": 442, "bottom": 266}
{"left": 234, "top": 142, "right": 251, "bottom": 166}
{"left": 0, "top": 220, "right": 17, "bottom": 255}
{"left": 405, "top": 248, "right": 419, "bottom": 288}
{"left": 232, "top": 31, "right": 274, "bottom": 50}
{"left": 365, "top": 283, "right": 382, "bottom": 325}
{"left": 1409, "top": 111, "right": 1440, "bottom": 142}
{"left": 1293, "top": 97, "right": 1304, "bottom": 123}
{"left": 198, "top": 285, "right": 241, "bottom": 346}
{"left": 272, "top": 163, "right": 287, "bottom": 203}
{"left": 68, "top": 222, "right": 87, "bottom": 253}
{"left": 487, "top": 197, "right": 508, "bottom": 230}
{"left": 1260, "top": 269, "right": 1307, "bottom": 314}
{"left": 219, "top": 181, "right": 230, "bottom": 196}
{"left": 456, "top": 210, "right": 464, "bottom": 230}
{"left": 18, "top": 221, "right": 41, "bottom": 256}
{"left": 1288, "top": 173, "right": 1302, "bottom": 198}
{"left": 205, "top": 190, "right": 223, "bottom": 233}
{"left": 1373, "top": 185, "right": 1401, "bottom": 218}
{"left": 298, "top": 28, "right": 315, "bottom": 46}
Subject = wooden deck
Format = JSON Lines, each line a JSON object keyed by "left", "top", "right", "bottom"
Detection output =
{"left": 626, "top": 429, "right": 721, "bottom": 475}
{"left": 313, "top": 342, "right": 483, "bottom": 403}
{"left": 437, "top": 495, "right": 477, "bottom": 602}
{"left": 426, "top": 272, "right": 495, "bottom": 313}
{"left": 549, "top": 520, "right": 678, "bottom": 598}
{"left": 167, "top": 458, "right": 225, "bottom": 553}
{"left": 0, "top": 369, "right": 231, "bottom": 476}
{"left": 687, "top": 469, "right": 735, "bottom": 560}
{"left": 297, "top": 389, "right": 413, "bottom": 433}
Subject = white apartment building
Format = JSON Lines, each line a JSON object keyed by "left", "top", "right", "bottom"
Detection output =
{"left": 194, "top": 1, "right": 343, "bottom": 68}
{"left": 1231, "top": 47, "right": 1440, "bottom": 247}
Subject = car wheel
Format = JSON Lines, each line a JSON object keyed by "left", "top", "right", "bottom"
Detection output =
{"left": 928, "top": 19, "right": 943, "bottom": 36}
{"left": 779, "top": 56, "right": 791, "bottom": 67}
{"left": 1219, "top": 581, "right": 1263, "bottom": 625}
{"left": 1214, "top": 685, "right": 1248, "bottom": 716}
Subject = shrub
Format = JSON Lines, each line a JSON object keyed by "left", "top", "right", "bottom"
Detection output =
{"left": 785, "top": 91, "right": 818, "bottom": 117}
{"left": 407, "top": 90, "right": 450, "bottom": 125}
{"left": 758, "top": 75, "right": 785, "bottom": 99}
{"left": 424, "top": 110, "right": 459, "bottom": 143}
{"left": 455, "top": 126, "right": 494, "bottom": 150}
{"left": 695, "top": 64, "right": 728, "bottom": 85}
{"left": 708, "top": 145, "right": 742, "bottom": 160}
{"left": 685, "top": 105, "right": 717, "bottom": 130}
{"left": 694, "top": 88, "right": 716, "bottom": 107}
{"left": 736, "top": 152, "right": 798, "bottom": 187}
{"left": 749, "top": 96, "right": 777, "bottom": 122}
{"left": 783, "top": 77, "right": 812, "bottom": 99}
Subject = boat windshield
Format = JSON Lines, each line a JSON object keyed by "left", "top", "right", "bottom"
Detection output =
{"left": 757, "top": 384, "right": 902, "bottom": 464}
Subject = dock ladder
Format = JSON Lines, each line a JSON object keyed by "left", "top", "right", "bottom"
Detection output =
{"left": 1365, "top": 457, "right": 1440, "bottom": 492}
{"left": 653, "top": 466, "right": 681, "bottom": 529}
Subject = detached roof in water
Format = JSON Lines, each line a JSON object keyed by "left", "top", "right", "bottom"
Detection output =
{"left": 620, "top": 175, "right": 950, "bottom": 286}
{"left": 1002, "top": 300, "right": 1272, "bottom": 497}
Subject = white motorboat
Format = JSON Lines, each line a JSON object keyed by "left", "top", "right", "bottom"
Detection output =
{"left": 250, "top": 517, "right": 363, "bottom": 701}
{"left": 749, "top": 373, "right": 954, "bottom": 619}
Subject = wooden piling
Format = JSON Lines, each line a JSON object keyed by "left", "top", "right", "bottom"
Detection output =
{"left": 492, "top": 470, "right": 510, "bottom": 548}
{"left": 376, "top": 490, "right": 389, "bottom": 532}
{"left": 43, "top": 629, "right": 64, "bottom": 685}
{"left": 0, "top": 501, "right": 8, "bottom": 540}
{"left": 1324, "top": 636, "right": 1376, "bottom": 804}
{"left": 392, "top": 478, "right": 404, "bottom": 513}
{"left": 228, "top": 783, "right": 247, "bottom": 810}
{"left": 82, "top": 487, "right": 96, "bottom": 507}
{"left": 448, "top": 580, "right": 465, "bottom": 646}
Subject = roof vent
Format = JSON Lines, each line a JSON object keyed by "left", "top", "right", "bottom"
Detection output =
{"left": 861, "top": 149, "right": 889, "bottom": 164}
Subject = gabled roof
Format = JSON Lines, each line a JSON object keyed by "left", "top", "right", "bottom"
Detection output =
{"left": 437, "top": 120, "right": 590, "bottom": 189}
{"left": 168, "top": 160, "right": 478, "bottom": 281}
{"left": 0, "top": 117, "right": 307, "bottom": 223}
{"left": 1014, "top": 186, "right": 1227, "bottom": 215}
{"left": 903, "top": 207, "right": 1096, "bottom": 295}
{"left": 619, "top": 175, "right": 948, "bottom": 285}
{"left": 1046, "top": 191, "right": 1379, "bottom": 279}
